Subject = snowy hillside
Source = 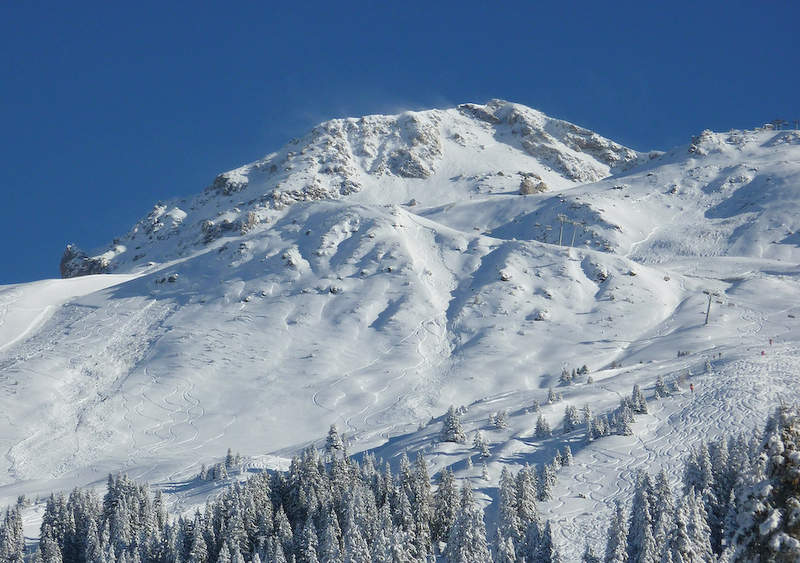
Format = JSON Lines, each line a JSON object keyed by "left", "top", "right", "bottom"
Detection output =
{"left": 1, "top": 100, "right": 799, "bottom": 559}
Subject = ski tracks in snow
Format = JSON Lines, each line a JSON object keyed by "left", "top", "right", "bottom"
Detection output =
{"left": 549, "top": 345, "right": 798, "bottom": 557}
{"left": 131, "top": 367, "right": 206, "bottom": 481}
{"left": 310, "top": 316, "right": 443, "bottom": 440}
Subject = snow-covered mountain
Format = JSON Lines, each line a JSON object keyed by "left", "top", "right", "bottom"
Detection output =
{"left": 2, "top": 100, "right": 799, "bottom": 558}
{"left": 60, "top": 100, "right": 643, "bottom": 278}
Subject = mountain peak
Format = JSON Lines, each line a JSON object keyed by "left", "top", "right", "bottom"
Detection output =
{"left": 60, "top": 100, "right": 640, "bottom": 278}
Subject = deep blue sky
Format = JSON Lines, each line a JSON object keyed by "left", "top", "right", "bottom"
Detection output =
{"left": 1, "top": 1, "right": 797, "bottom": 284}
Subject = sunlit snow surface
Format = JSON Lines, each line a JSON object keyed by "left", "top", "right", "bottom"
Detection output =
{"left": 2, "top": 103, "right": 800, "bottom": 557}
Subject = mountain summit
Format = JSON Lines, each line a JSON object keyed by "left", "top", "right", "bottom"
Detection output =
{"left": 60, "top": 100, "right": 642, "bottom": 278}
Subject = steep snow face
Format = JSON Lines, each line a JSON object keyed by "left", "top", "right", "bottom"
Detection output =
{"left": 60, "top": 100, "right": 641, "bottom": 277}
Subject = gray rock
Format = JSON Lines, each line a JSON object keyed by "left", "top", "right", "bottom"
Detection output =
{"left": 60, "top": 244, "right": 110, "bottom": 278}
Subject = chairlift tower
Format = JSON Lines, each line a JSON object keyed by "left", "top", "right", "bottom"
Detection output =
{"left": 557, "top": 214, "right": 568, "bottom": 246}
{"left": 569, "top": 220, "right": 585, "bottom": 247}
{"left": 703, "top": 290, "right": 720, "bottom": 325}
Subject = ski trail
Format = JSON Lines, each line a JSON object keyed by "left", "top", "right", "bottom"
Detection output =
{"left": 549, "top": 343, "right": 799, "bottom": 554}
{"left": 312, "top": 316, "right": 441, "bottom": 437}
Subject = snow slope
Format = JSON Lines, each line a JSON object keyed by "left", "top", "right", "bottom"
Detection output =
{"left": 2, "top": 101, "right": 799, "bottom": 557}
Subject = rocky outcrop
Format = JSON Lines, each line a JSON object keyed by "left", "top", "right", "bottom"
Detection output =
{"left": 60, "top": 244, "right": 111, "bottom": 278}
{"left": 519, "top": 175, "right": 548, "bottom": 194}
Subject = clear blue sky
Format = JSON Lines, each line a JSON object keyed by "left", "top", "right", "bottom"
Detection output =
{"left": 1, "top": 1, "right": 797, "bottom": 284}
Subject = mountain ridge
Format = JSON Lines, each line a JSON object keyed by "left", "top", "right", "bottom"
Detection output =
{"left": 60, "top": 99, "right": 647, "bottom": 278}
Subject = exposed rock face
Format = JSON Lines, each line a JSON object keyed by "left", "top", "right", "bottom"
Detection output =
{"left": 60, "top": 245, "right": 111, "bottom": 278}
{"left": 519, "top": 175, "right": 548, "bottom": 194}
{"left": 461, "top": 100, "right": 639, "bottom": 182}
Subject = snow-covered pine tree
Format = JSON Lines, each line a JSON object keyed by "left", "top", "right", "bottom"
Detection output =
{"left": 651, "top": 470, "right": 674, "bottom": 530}
{"left": 687, "top": 488, "right": 714, "bottom": 562}
{"left": 225, "top": 448, "right": 236, "bottom": 469}
{"left": 395, "top": 486, "right": 415, "bottom": 540}
{"left": 552, "top": 450, "right": 563, "bottom": 470}
{"left": 373, "top": 503, "right": 394, "bottom": 561}
{"left": 539, "top": 520, "right": 562, "bottom": 563}
{"left": 562, "top": 446, "right": 573, "bottom": 466}
{"left": 274, "top": 506, "right": 294, "bottom": 560}
{"left": 298, "top": 514, "right": 320, "bottom": 563}
{"left": 411, "top": 452, "right": 432, "bottom": 557}
{"left": 654, "top": 375, "right": 669, "bottom": 398}
{"left": 388, "top": 528, "right": 417, "bottom": 562}
{"left": 497, "top": 466, "right": 522, "bottom": 549}
{"left": 516, "top": 464, "right": 540, "bottom": 531}
{"left": 473, "top": 431, "right": 490, "bottom": 458}
{"left": 326, "top": 424, "right": 344, "bottom": 458}
{"left": 523, "top": 519, "right": 543, "bottom": 563}
{"left": 495, "top": 536, "right": 517, "bottom": 563}
{"left": 616, "top": 413, "right": 633, "bottom": 436}
{"left": 683, "top": 443, "right": 714, "bottom": 496}
{"left": 708, "top": 439, "right": 732, "bottom": 551}
{"left": 343, "top": 524, "right": 370, "bottom": 563}
{"left": 547, "top": 387, "right": 558, "bottom": 404}
{"left": 0, "top": 505, "right": 24, "bottom": 562}
{"left": 666, "top": 494, "right": 696, "bottom": 563}
{"left": 431, "top": 469, "right": 458, "bottom": 544}
{"left": 604, "top": 500, "right": 628, "bottom": 563}
{"left": 216, "top": 541, "right": 233, "bottom": 563}
{"left": 495, "top": 410, "right": 509, "bottom": 429}
{"left": 626, "top": 472, "right": 657, "bottom": 563}
{"left": 582, "top": 403, "right": 592, "bottom": 424}
{"left": 564, "top": 404, "right": 581, "bottom": 433}
{"left": 731, "top": 405, "right": 800, "bottom": 562}
{"left": 536, "top": 464, "right": 553, "bottom": 502}
{"left": 189, "top": 526, "right": 209, "bottom": 562}
{"left": 318, "top": 511, "right": 343, "bottom": 563}
{"left": 445, "top": 483, "right": 491, "bottom": 563}
{"left": 631, "top": 384, "right": 648, "bottom": 414}
{"left": 535, "top": 414, "right": 552, "bottom": 438}
{"left": 440, "top": 405, "right": 466, "bottom": 443}
{"left": 228, "top": 539, "right": 247, "bottom": 563}
{"left": 582, "top": 543, "right": 601, "bottom": 563}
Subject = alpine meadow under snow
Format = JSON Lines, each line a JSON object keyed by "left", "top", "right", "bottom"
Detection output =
{"left": 1, "top": 100, "right": 800, "bottom": 561}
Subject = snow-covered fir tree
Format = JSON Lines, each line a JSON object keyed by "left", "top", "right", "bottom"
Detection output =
{"left": 630, "top": 384, "right": 648, "bottom": 414}
{"left": 473, "top": 430, "right": 491, "bottom": 458}
{"left": 325, "top": 424, "right": 344, "bottom": 458}
{"left": 494, "top": 410, "right": 509, "bottom": 429}
{"left": 653, "top": 375, "right": 669, "bottom": 399}
{"left": 604, "top": 500, "right": 628, "bottom": 563}
{"left": 440, "top": 405, "right": 466, "bottom": 443}
{"left": 431, "top": 468, "right": 458, "bottom": 545}
{"left": 582, "top": 542, "right": 602, "bottom": 563}
{"left": 445, "top": 483, "right": 491, "bottom": 563}
{"left": 535, "top": 414, "right": 552, "bottom": 438}
{"left": 731, "top": 404, "right": 800, "bottom": 561}
{"left": 564, "top": 404, "right": 582, "bottom": 433}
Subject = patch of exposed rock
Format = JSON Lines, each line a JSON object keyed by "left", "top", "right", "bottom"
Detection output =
{"left": 60, "top": 244, "right": 111, "bottom": 278}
